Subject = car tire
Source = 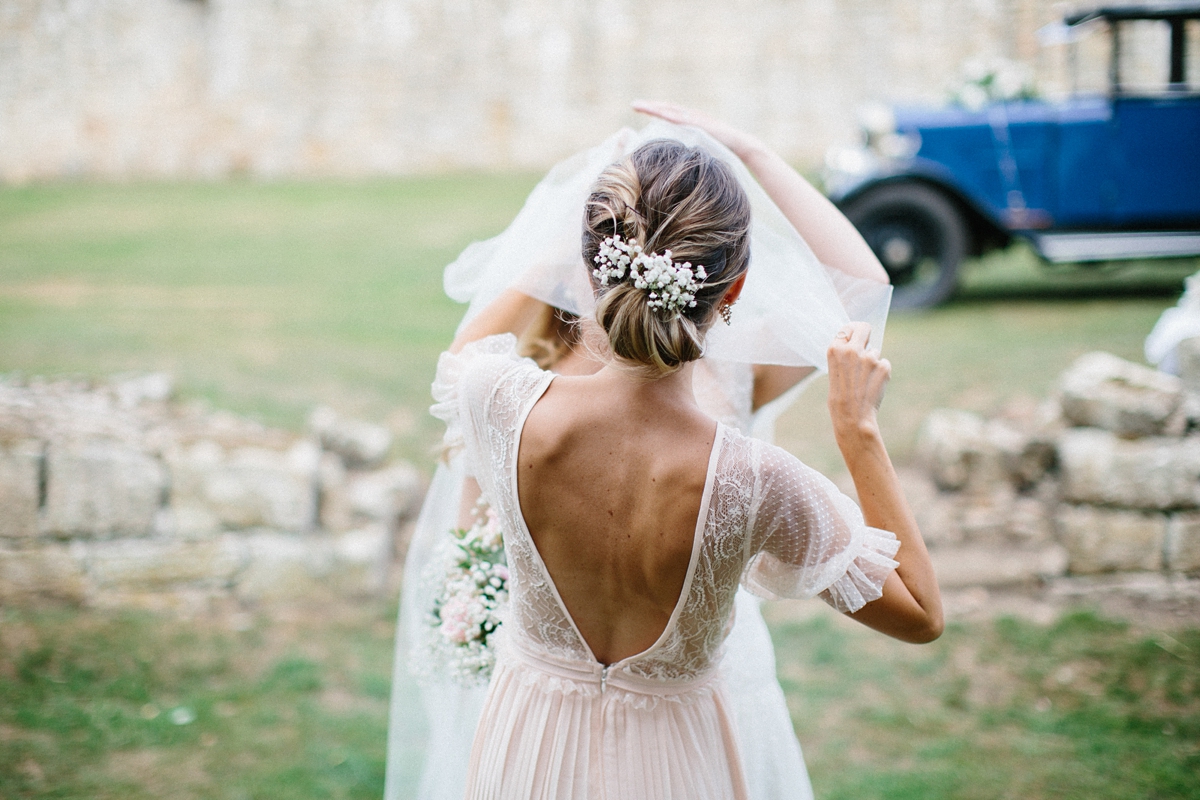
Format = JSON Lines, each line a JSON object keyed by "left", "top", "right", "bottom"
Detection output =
{"left": 843, "top": 182, "right": 968, "bottom": 310}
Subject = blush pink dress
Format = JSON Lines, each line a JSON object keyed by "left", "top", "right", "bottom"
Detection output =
{"left": 432, "top": 336, "right": 900, "bottom": 800}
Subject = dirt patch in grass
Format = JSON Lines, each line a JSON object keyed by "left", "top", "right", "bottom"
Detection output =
{"left": 106, "top": 748, "right": 213, "bottom": 797}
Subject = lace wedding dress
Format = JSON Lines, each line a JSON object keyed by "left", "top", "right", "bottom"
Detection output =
{"left": 432, "top": 336, "right": 899, "bottom": 799}
{"left": 387, "top": 355, "right": 827, "bottom": 800}
{"left": 383, "top": 119, "right": 895, "bottom": 800}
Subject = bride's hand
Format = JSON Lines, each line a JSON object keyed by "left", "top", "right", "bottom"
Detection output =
{"left": 631, "top": 100, "right": 764, "bottom": 161}
{"left": 826, "top": 322, "right": 890, "bottom": 441}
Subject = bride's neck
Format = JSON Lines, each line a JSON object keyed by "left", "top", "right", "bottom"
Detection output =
{"left": 593, "top": 361, "right": 698, "bottom": 409}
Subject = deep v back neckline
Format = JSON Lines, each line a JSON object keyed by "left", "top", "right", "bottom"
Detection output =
{"left": 511, "top": 374, "right": 726, "bottom": 668}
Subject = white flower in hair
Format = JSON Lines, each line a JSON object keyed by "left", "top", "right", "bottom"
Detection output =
{"left": 592, "top": 234, "right": 707, "bottom": 316}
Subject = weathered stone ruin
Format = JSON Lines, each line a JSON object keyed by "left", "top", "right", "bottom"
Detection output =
{"left": 912, "top": 346, "right": 1200, "bottom": 590}
{"left": 11, "top": 345, "right": 1200, "bottom": 613}
{"left": 0, "top": 373, "right": 423, "bottom": 610}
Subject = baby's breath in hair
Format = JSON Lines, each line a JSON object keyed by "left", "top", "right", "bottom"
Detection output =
{"left": 592, "top": 235, "right": 707, "bottom": 317}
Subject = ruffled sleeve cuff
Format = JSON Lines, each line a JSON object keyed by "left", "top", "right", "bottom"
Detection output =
{"left": 816, "top": 527, "right": 900, "bottom": 613}
{"left": 429, "top": 333, "right": 522, "bottom": 458}
{"left": 743, "top": 525, "right": 900, "bottom": 614}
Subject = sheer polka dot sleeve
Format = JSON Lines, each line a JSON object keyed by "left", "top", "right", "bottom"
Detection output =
{"left": 743, "top": 443, "right": 899, "bottom": 613}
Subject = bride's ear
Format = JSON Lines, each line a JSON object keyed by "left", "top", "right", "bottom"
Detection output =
{"left": 722, "top": 273, "right": 747, "bottom": 307}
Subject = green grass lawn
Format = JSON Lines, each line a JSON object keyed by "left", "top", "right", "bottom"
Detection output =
{"left": 2, "top": 179, "right": 1199, "bottom": 798}
{"left": 2, "top": 603, "right": 1197, "bottom": 800}
{"left": 771, "top": 606, "right": 1200, "bottom": 800}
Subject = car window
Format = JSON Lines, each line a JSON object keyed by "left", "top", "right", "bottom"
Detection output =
{"left": 1067, "top": 18, "right": 1200, "bottom": 96}
{"left": 1120, "top": 20, "right": 1174, "bottom": 93}
{"left": 1072, "top": 19, "right": 1112, "bottom": 95}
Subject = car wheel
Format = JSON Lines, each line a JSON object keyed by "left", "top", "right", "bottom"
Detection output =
{"left": 843, "top": 183, "right": 968, "bottom": 310}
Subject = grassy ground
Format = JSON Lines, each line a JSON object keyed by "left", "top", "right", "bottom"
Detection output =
{"left": 1, "top": 602, "right": 1196, "bottom": 800}
{"left": 0, "top": 604, "right": 396, "bottom": 800}
{"left": 2, "top": 179, "right": 1199, "bottom": 798}
{"left": 770, "top": 605, "right": 1200, "bottom": 800}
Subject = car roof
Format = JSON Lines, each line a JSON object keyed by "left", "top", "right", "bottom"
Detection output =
{"left": 1066, "top": 2, "right": 1200, "bottom": 25}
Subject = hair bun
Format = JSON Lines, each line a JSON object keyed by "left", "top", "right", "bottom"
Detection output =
{"left": 583, "top": 140, "right": 750, "bottom": 375}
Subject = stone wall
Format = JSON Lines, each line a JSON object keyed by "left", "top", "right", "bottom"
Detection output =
{"left": 913, "top": 347, "right": 1200, "bottom": 590}
{"left": 0, "top": 373, "right": 423, "bottom": 610}
{"left": 0, "top": 0, "right": 1075, "bottom": 181}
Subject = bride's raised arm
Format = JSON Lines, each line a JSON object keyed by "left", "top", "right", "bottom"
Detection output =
{"left": 827, "top": 322, "right": 942, "bottom": 642}
{"left": 632, "top": 100, "right": 888, "bottom": 285}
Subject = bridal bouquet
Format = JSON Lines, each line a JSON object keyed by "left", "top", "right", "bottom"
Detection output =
{"left": 425, "top": 499, "right": 509, "bottom": 685}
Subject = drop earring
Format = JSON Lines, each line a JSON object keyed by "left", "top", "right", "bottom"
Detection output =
{"left": 719, "top": 302, "right": 734, "bottom": 326}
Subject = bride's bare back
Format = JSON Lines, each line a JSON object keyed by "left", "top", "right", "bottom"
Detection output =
{"left": 517, "top": 365, "right": 717, "bottom": 665}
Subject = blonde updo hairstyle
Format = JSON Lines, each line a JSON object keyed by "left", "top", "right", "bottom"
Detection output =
{"left": 583, "top": 140, "right": 751, "bottom": 375}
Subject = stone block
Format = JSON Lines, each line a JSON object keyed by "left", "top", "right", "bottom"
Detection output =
{"left": 233, "top": 525, "right": 390, "bottom": 600}
{"left": 1176, "top": 337, "right": 1200, "bottom": 395}
{"left": 321, "top": 461, "right": 423, "bottom": 532}
{"left": 234, "top": 531, "right": 334, "bottom": 602}
{"left": 112, "top": 372, "right": 173, "bottom": 409}
{"left": 86, "top": 536, "right": 246, "bottom": 590}
{"left": 168, "top": 439, "right": 320, "bottom": 531}
{"left": 1165, "top": 513, "right": 1200, "bottom": 573}
{"left": 1005, "top": 435, "right": 1057, "bottom": 489}
{"left": 915, "top": 409, "right": 1049, "bottom": 492}
{"left": 0, "top": 544, "right": 89, "bottom": 604}
{"left": 1007, "top": 492, "right": 1056, "bottom": 546}
{"left": 916, "top": 409, "right": 999, "bottom": 491}
{"left": 897, "top": 468, "right": 962, "bottom": 547}
{"left": 346, "top": 463, "right": 422, "bottom": 521}
{"left": 328, "top": 525, "right": 390, "bottom": 595}
{"left": 318, "top": 451, "right": 352, "bottom": 531}
{"left": 152, "top": 506, "right": 223, "bottom": 539}
{"left": 1057, "top": 428, "right": 1200, "bottom": 510}
{"left": 958, "top": 484, "right": 1016, "bottom": 543}
{"left": 0, "top": 438, "right": 42, "bottom": 538}
{"left": 929, "top": 545, "right": 1068, "bottom": 588}
{"left": 1057, "top": 504, "right": 1165, "bottom": 574}
{"left": 309, "top": 406, "right": 392, "bottom": 469}
{"left": 1058, "top": 351, "right": 1183, "bottom": 438}
{"left": 41, "top": 437, "right": 167, "bottom": 537}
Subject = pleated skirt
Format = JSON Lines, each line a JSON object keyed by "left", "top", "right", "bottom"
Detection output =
{"left": 464, "top": 640, "right": 749, "bottom": 800}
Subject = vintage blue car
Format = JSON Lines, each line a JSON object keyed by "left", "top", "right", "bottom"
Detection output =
{"left": 824, "top": 2, "right": 1200, "bottom": 308}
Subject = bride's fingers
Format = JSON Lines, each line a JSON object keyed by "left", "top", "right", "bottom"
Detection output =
{"left": 631, "top": 99, "right": 691, "bottom": 124}
{"left": 828, "top": 323, "right": 890, "bottom": 420}
{"left": 632, "top": 101, "right": 763, "bottom": 161}
{"left": 873, "top": 359, "right": 892, "bottom": 408}
{"left": 833, "top": 322, "right": 872, "bottom": 350}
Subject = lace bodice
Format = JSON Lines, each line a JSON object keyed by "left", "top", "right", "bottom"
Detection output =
{"left": 432, "top": 336, "right": 899, "bottom": 686}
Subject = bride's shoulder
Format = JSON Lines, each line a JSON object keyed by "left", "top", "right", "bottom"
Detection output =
{"left": 717, "top": 428, "right": 822, "bottom": 485}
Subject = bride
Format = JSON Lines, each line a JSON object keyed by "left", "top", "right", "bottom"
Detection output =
{"left": 385, "top": 104, "right": 934, "bottom": 799}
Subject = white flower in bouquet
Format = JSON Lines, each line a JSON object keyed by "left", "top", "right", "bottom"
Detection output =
{"left": 420, "top": 497, "right": 509, "bottom": 685}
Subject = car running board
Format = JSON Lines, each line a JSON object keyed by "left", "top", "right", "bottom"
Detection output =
{"left": 1032, "top": 231, "right": 1200, "bottom": 263}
